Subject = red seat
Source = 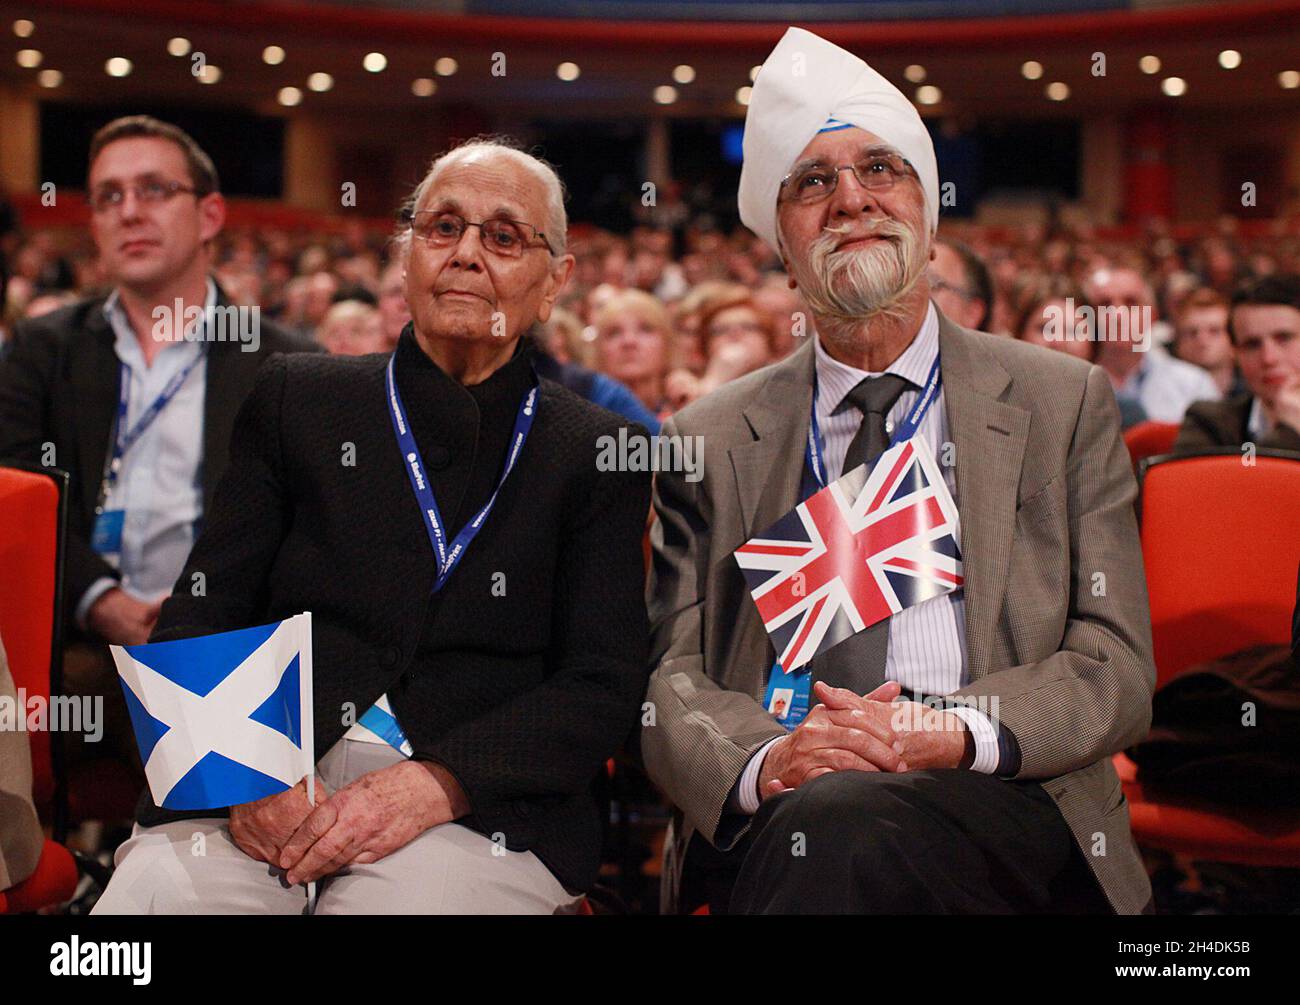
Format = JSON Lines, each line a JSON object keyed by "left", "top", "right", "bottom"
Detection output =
{"left": 0, "top": 839, "right": 79, "bottom": 914}
{"left": 1119, "top": 451, "right": 1300, "bottom": 865}
{"left": 1122, "top": 421, "right": 1180, "bottom": 471}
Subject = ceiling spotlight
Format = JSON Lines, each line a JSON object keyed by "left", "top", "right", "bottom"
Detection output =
{"left": 556, "top": 62, "right": 580, "bottom": 81}
{"left": 905, "top": 64, "right": 926, "bottom": 83}
{"left": 1046, "top": 81, "right": 1070, "bottom": 101}
{"left": 749, "top": 65, "right": 761, "bottom": 82}
{"left": 411, "top": 77, "right": 437, "bottom": 96}
{"left": 1021, "top": 60, "right": 1043, "bottom": 80}
{"left": 15, "top": 48, "right": 41, "bottom": 68}
{"left": 105, "top": 57, "right": 132, "bottom": 77}
{"left": 167, "top": 37, "right": 191, "bottom": 57}
{"left": 278, "top": 86, "right": 303, "bottom": 106}
{"left": 672, "top": 64, "right": 695, "bottom": 84}
{"left": 915, "top": 84, "right": 942, "bottom": 105}
{"left": 434, "top": 57, "right": 458, "bottom": 76}
{"left": 196, "top": 64, "right": 221, "bottom": 84}
{"left": 1218, "top": 49, "right": 1242, "bottom": 70}
{"left": 37, "top": 68, "right": 61, "bottom": 88}
{"left": 307, "top": 72, "right": 333, "bottom": 92}
{"left": 1161, "top": 76, "right": 1187, "bottom": 97}
{"left": 1139, "top": 55, "right": 1161, "bottom": 75}
{"left": 653, "top": 84, "right": 678, "bottom": 105}
{"left": 263, "top": 45, "right": 285, "bottom": 66}
{"left": 363, "top": 52, "right": 387, "bottom": 73}
{"left": 1279, "top": 70, "right": 1300, "bottom": 89}
{"left": 13, "top": 19, "right": 34, "bottom": 38}
{"left": 735, "top": 86, "right": 752, "bottom": 106}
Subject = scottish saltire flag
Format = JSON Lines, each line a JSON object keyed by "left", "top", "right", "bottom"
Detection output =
{"left": 110, "top": 614, "right": 315, "bottom": 810}
{"left": 734, "top": 438, "right": 963, "bottom": 673}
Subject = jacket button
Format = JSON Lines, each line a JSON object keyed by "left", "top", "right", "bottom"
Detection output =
{"left": 425, "top": 445, "right": 451, "bottom": 471}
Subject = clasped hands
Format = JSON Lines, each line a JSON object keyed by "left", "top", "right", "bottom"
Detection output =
{"left": 228, "top": 759, "right": 469, "bottom": 886}
{"left": 757, "top": 680, "right": 969, "bottom": 803}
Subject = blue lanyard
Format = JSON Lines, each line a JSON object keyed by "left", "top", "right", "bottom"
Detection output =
{"left": 804, "top": 353, "right": 942, "bottom": 490}
{"left": 385, "top": 354, "right": 537, "bottom": 594}
{"left": 98, "top": 355, "right": 204, "bottom": 509}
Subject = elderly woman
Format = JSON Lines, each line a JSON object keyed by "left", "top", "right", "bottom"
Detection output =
{"left": 93, "top": 138, "right": 652, "bottom": 915}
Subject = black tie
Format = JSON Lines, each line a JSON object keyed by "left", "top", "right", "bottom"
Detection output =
{"left": 808, "top": 373, "right": 914, "bottom": 696}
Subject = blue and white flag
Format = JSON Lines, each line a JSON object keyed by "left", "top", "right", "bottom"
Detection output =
{"left": 110, "top": 614, "right": 315, "bottom": 811}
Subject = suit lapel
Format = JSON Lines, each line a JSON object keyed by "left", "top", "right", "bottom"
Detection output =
{"left": 201, "top": 295, "right": 264, "bottom": 513}
{"left": 938, "top": 316, "right": 1030, "bottom": 681}
{"left": 69, "top": 303, "right": 121, "bottom": 525}
{"left": 730, "top": 338, "right": 816, "bottom": 540}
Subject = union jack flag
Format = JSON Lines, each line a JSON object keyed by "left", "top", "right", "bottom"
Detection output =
{"left": 734, "top": 437, "right": 963, "bottom": 673}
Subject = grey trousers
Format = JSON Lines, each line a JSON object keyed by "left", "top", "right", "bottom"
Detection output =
{"left": 92, "top": 739, "right": 579, "bottom": 915}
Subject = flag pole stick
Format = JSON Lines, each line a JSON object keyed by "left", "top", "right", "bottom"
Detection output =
{"left": 299, "top": 612, "right": 318, "bottom": 915}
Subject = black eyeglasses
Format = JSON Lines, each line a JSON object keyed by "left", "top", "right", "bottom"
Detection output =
{"left": 779, "top": 153, "right": 917, "bottom": 205}
{"left": 406, "top": 209, "right": 553, "bottom": 258}
{"left": 89, "top": 178, "right": 204, "bottom": 214}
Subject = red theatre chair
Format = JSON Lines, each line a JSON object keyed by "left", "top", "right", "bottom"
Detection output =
{"left": 1122, "top": 421, "right": 1180, "bottom": 470}
{"left": 1116, "top": 449, "right": 1300, "bottom": 866}
{"left": 0, "top": 464, "right": 111, "bottom": 911}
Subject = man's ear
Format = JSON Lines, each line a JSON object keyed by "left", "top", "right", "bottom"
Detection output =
{"left": 198, "top": 192, "right": 226, "bottom": 245}
{"left": 536, "top": 254, "right": 575, "bottom": 324}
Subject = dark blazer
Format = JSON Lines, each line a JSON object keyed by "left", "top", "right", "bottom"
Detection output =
{"left": 1174, "top": 393, "right": 1300, "bottom": 455}
{"left": 143, "top": 332, "right": 652, "bottom": 893}
{"left": 0, "top": 287, "right": 317, "bottom": 630}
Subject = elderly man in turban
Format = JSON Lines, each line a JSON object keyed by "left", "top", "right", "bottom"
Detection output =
{"left": 642, "top": 28, "right": 1155, "bottom": 914}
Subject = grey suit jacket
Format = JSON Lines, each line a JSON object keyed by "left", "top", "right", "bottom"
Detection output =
{"left": 1174, "top": 393, "right": 1300, "bottom": 455}
{"left": 642, "top": 309, "right": 1156, "bottom": 914}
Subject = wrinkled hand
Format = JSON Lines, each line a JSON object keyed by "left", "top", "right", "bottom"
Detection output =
{"left": 280, "top": 760, "right": 468, "bottom": 886}
{"left": 818, "top": 684, "right": 969, "bottom": 773}
{"left": 88, "top": 587, "right": 163, "bottom": 646}
{"left": 228, "top": 775, "right": 328, "bottom": 865}
{"left": 758, "top": 681, "right": 904, "bottom": 801}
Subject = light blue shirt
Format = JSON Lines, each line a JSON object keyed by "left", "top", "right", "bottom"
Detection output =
{"left": 76, "top": 280, "right": 214, "bottom": 628}
{"left": 1118, "top": 345, "right": 1221, "bottom": 424}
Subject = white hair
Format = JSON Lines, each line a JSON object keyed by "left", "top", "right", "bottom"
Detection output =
{"left": 396, "top": 136, "right": 568, "bottom": 258}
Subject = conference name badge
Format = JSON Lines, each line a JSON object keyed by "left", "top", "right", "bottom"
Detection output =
{"left": 91, "top": 508, "right": 126, "bottom": 555}
{"left": 734, "top": 436, "right": 964, "bottom": 681}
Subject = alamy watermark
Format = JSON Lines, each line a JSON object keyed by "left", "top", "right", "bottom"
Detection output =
{"left": 1042, "top": 298, "right": 1152, "bottom": 353}
{"left": 151, "top": 300, "right": 261, "bottom": 352}
{"left": 0, "top": 689, "right": 103, "bottom": 741}
{"left": 596, "top": 428, "right": 704, "bottom": 483}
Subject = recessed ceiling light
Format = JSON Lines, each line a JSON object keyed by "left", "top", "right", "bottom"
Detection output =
{"left": 167, "top": 37, "right": 191, "bottom": 57}
{"left": 1046, "top": 81, "right": 1070, "bottom": 101}
{"left": 1161, "top": 76, "right": 1187, "bottom": 97}
{"left": 735, "top": 86, "right": 752, "bottom": 106}
{"left": 1277, "top": 70, "right": 1299, "bottom": 89}
{"left": 749, "top": 65, "right": 761, "bottom": 82}
{"left": 196, "top": 64, "right": 221, "bottom": 84}
{"left": 363, "top": 52, "right": 387, "bottom": 73}
{"left": 905, "top": 64, "right": 926, "bottom": 83}
{"left": 915, "top": 84, "right": 942, "bottom": 105}
{"left": 263, "top": 45, "right": 285, "bottom": 66}
{"left": 653, "top": 84, "right": 678, "bottom": 105}
{"left": 37, "top": 68, "right": 61, "bottom": 88}
{"left": 556, "top": 62, "right": 580, "bottom": 82}
{"left": 1218, "top": 49, "right": 1242, "bottom": 70}
{"left": 15, "top": 48, "right": 41, "bottom": 68}
{"left": 13, "top": 19, "right": 34, "bottom": 38}
{"left": 105, "top": 57, "right": 132, "bottom": 77}
{"left": 278, "top": 86, "right": 303, "bottom": 106}
{"left": 672, "top": 64, "right": 695, "bottom": 84}
{"left": 1021, "top": 60, "right": 1043, "bottom": 80}
{"left": 434, "top": 57, "right": 458, "bottom": 76}
{"left": 307, "top": 72, "right": 333, "bottom": 92}
{"left": 411, "top": 77, "right": 437, "bottom": 96}
{"left": 1139, "top": 55, "right": 1161, "bottom": 75}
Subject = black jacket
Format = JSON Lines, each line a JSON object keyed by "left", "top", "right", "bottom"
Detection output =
{"left": 143, "top": 331, "right": 652, "bottom": 893}
{"left": 1173, "top": 393, "right": 1300, "bottom": 455}
{"left": 0, "top": 288, "right": 316, "bottom": 630}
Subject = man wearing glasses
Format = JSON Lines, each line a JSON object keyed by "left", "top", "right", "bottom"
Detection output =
{"left": 92, "top": 137, "right": 651, "bottom": 913}
{"left": 0, "top": 116, "right": 312, "bottom": 784}
{"left": 644, "top": 28, "right": 1155, "bottom": 915}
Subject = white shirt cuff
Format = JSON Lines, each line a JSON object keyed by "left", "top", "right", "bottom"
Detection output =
{"left": 734, "top": 737, "right": 783, "bottom": 815}
{"left": 75, "top": 577, "right": 119, "bottom": 632}
{"left": 946, "top": 706, "right": 1000, "bottom": 774}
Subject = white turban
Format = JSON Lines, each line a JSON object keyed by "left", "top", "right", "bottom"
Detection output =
{"left": 738, "top": 27, "right": 940, "bottom": 253}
